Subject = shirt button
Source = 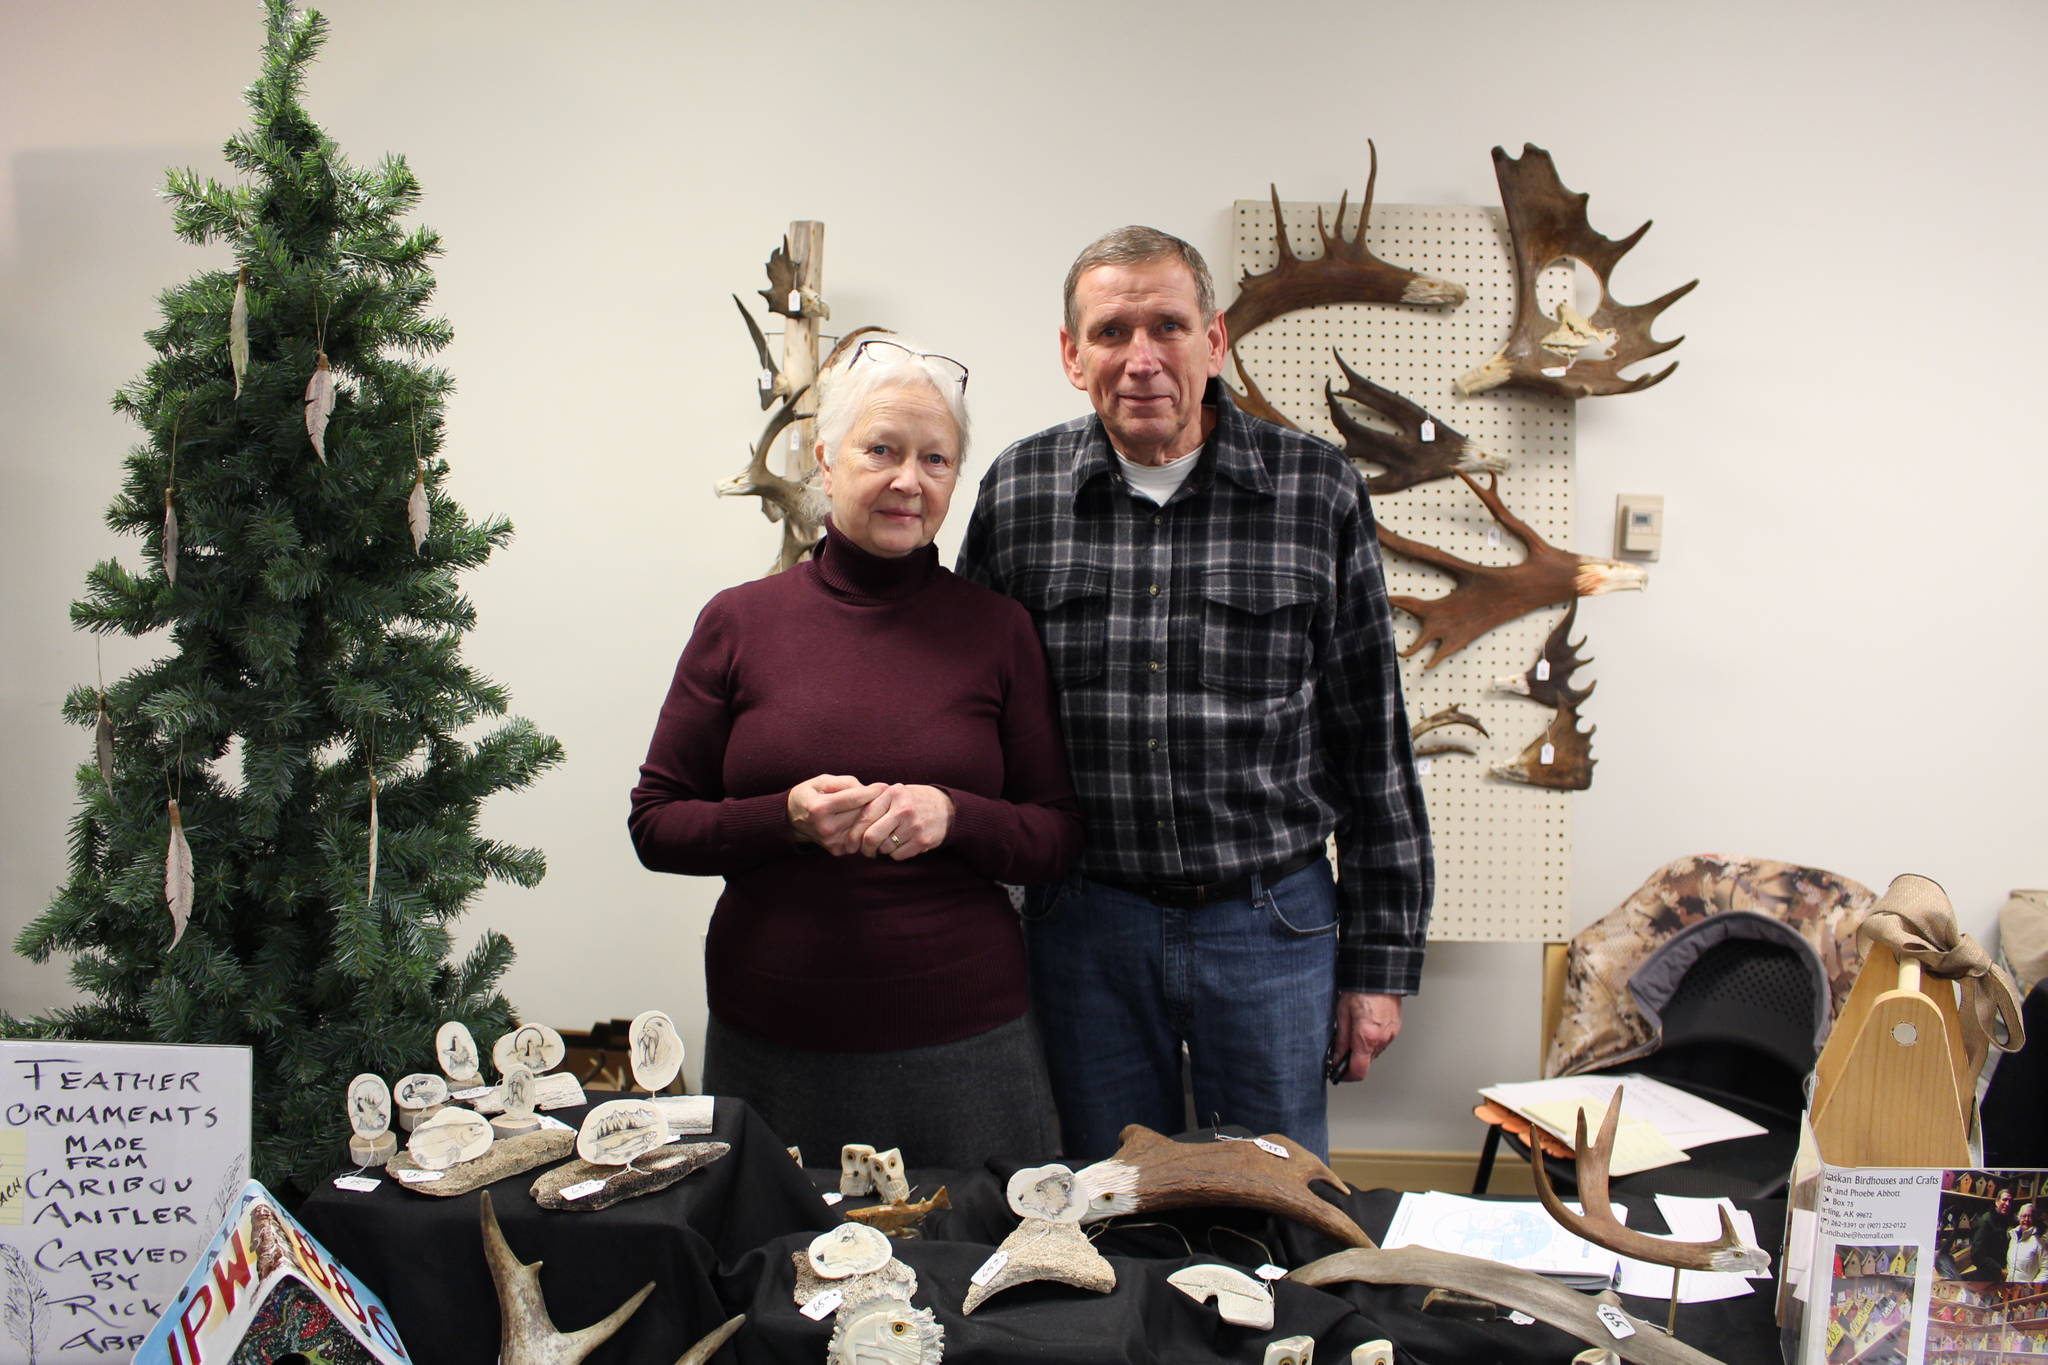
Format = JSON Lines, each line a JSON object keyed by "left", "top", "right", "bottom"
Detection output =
{"left": 1148, "top": 660, "right": 1161, "bottom": 672}
{"left": 1155, "top": 819, "right": 1166, "bottom": 830}
{"left": 1152, "top": 514, "right": 1164, "bottom": 527}
{"left": 1147, "top": 738, "right": 1159, "bottom": 750}
{"left": 1148, "top": 583, "right": 1161, "bottom": 597}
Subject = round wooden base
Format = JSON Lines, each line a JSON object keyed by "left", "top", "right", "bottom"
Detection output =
{"left": 397, "top": 1102, "right": 443, "bottom": 1132}
{"left": 490, "top": 1113, "right": 541, "bottom": 1140}
{"left": 349, "top": 1131, "right": 398, "bottom": 1165}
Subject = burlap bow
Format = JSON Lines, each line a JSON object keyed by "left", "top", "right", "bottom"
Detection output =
{"left": 1858, "top": 873, "right": 2026, "bottom": 1076}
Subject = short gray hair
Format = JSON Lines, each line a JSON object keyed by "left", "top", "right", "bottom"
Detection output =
{"left": 1062, "top": 225, "right": 1217, "bottom": 334}
{"left": 814, "top": 332, "right": 971, "bottom": 466}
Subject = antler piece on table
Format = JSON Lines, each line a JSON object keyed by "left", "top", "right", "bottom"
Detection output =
{"left": 1290, "top": 1246, "right": 1732, "bottom": 1365}
{"left": 1457, "top": 144, "right": 1697, "bottom": 400}
{"left": 1491, "top": 701, "right": 1597, "bottom": 790}
{"left": 673, "top": 1314, "right": 745, "bottom": 1365}
{"left": 1379, "top": 472, "right": 1645, "bottom": 669}
{"left": 1527, "top": 1089, "right": 1771, "bottom": 1275}
{"left": 1224, "top": 142, "right": 1466, "bottom": 347}
{"left": 1494, "top": 600, "right": 1597, "bottom": 709}
{"left": 480, "top": 1189, "right": 656, "bottom": 1365}
{"left": 1326, "top": 351, "right": 1507, "bottom": 495}
{"left": 1071, "top": 1124, "right": 1374, "bottom": 1249}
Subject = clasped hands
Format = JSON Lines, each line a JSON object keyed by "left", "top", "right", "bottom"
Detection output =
{"left": 787, "top": 774, "right": 954, "bottom": 860}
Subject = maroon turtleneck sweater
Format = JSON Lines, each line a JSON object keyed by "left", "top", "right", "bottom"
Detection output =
{"left": 629, "top": 526, "right": 1082, "bottom": 1051}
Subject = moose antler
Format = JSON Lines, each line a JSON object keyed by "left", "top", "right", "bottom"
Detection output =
{"left": 1495, "top": 601, "right": 1596, "bottom": 709}
{"left": 1290, "top": 1247, "right": 1730, "bottom": 1365}
{"left": 480, "top": 1188, "right": 655, "bottom": 1365}
{"left": 1411, "top": 705, "right": 1488, "bottom": 758}
{"left": 1326, "top": 351, "right": 1506, "bottom": 495}
{"left": 1378, "top": 472, "right": 1645, "bottom": 669}
{"left": 759, "top": 234, "right": 829, "bottom": 321}
{"left": 1225, "top": 143, "right": 1465, "bottom": 349}
{"left": 1528, "top": 1089, "right": 1770, "bottom": 1276}
{"left": 1072, "top": 1124, "right": 1372, "bottom": 1249}
{"left": 1493, "top": 699, "right": 1596, "bottom": 790}
{"left": 1458, "top": 145, "right": 1697, "bottom": 399}
{"left": 733, "top": 295, "right": 785, "bottom": 411}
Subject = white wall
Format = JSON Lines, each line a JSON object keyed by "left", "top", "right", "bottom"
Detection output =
{"left": 4, "top": 0, "right": 2043, "bottom": 1155}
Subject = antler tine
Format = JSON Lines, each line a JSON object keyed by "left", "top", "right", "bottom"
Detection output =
{"left": 1526, "top": 1090, "right": 1770, "bottom": 1275}
{"left": 1360, "top": 138, "right": 1379, "bottom": 219}
{"left": 673, "top": 1313, "right": 746, "bottom": 1365}
{"left": 480, "top": 1189, "right": 658, "bottom": 1365}
{"left": 1266, "top": 184, "right": 1298, "bottom": 263}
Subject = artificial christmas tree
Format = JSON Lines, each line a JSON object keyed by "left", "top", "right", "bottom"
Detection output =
{"left": 7, "top": 1, "right": 561, "bottom": 1195}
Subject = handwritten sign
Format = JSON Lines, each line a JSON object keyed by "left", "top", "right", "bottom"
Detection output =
{"left": 1, "top": 1040, "right": 251, "bottom": 1364}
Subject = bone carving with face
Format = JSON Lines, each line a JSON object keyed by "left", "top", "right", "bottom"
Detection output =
{"left": 407, "top": 1107, "right": 492, "bottom": 1170}
{"left": 1006, "top": 1163, "right": 1084, "bottom": 1222}
{"left": 1265, "top": 1336, "right": 1315, "bottom": 1365}
{"left": 628, "top": 1009, "right": 685, "bottom": 1093}
{"left": 435, "top": 1020, "right": 481, "bottom": 1083}
{"left": 393, "top": 1072, "right": 449, "bottom": 1111}
{"left": 827, "top": 1296, "right": 944, "bottom": 1365}
{"left": 347, "top": 1073, "right": 392, "bottom": 1138}
{"left": 840, "top": 1143, "right": 910, "bottom": 1203}
{"left": 808, "top": 1222, "right": 894, "bottom": 1280}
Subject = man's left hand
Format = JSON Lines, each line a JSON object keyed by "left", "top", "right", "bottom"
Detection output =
{"left": 1332, "top": 992, "right": 1403, "bottom": 1082}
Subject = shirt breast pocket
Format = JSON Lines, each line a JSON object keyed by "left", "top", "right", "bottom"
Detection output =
{"left": 1017, "top": 566, "right": 1109, "bottom": 687}
{"left": 1199, "top": 569, "right": 1321, "bottom": 699}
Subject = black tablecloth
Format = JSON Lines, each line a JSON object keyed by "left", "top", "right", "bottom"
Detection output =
{"left": 297, "top": 1101, "right": 1785, "bottom": 1364}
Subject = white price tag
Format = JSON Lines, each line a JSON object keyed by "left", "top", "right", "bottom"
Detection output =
{"left": 1253, "top": 1137, "right": 1289, "bottom": 1158}
{"left": 759, "top": 369, "right": 773, "bottom": 388}
{"left": 786, "top": 290, "right": 802, "bottom": 314}
{"left": 800, "top": 1290, "right": 843, "bottom": 1321}
{"left": 1507, "top": 1311, "right": 1535, "bottom": 1325}
{"left": 1534, "top": 658, "right": 1551, "bottom": 681}
{"left": 1541, "top": 365, "right": 1569, "bottom": 378}
{"left": 332, "top": 1176, "right": 381, "bottom": 1193}
{"left": 1416, "top": 758, "right": 1433, "bottom": 777}
{"left": 395, "top": 1168, "right": 444, "bottom": 1185}
{"left": 451, "top": 1085, "right": 493, "bottom": 1101}
{"left": 560, "top": 1178, "right": 607, "bottom": 1201}
{"left": 537, "top": 1114, "right": 574, "bottom": 1132}
{"left": 1255, "top": 1263, "right": 1287, "bottom": 1281}
{"left": 1485, "top": 526, "right": 1502, "bottom": 549}
{"left": 788, "top": 429, "right": 801, "bottom": 452}
{"left": 1419, "top": 420, "right": 1436, "bottom": 443}
{"left": 1539, "top": 743, "right": 1556, "bottom": 766}
{"left": 1595, "top": 1303, "right": 1635, "bottom": 1340}
{"left": 971, "top": 1250, "right": 1010, "bottom": 1286}
{"left": 821, "top": 1191, "right": 844, "bottom": 1206}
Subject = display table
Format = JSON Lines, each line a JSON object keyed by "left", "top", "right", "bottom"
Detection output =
{"left": 296, "top": 1096, "right": 1786, "bottom": 1364}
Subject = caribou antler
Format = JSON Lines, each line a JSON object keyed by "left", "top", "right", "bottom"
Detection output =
{"left": 1378, "top": 472, "right": 1644, "bottom": 669}
{"left": 1225, "top": 144, "right": 1465, "bottom": 349}
{"left": 733, "top": 295, "right": 785, "bottom": 410}
{"left": 1495, "top": 601, "right": 1596, "bottom": 709}
{"left": 1072, "top": 1124, "right": 1372, "bottom": 1249}
{"left": 1528, "top": 1089, "right": 1770, "bottom": 1276}
{"left": 1411, "top": 705, "right": 1488, "bottom": 758}
{"left": 480, "top": 1189, "right": 655, "bottom": 1365}
{"left": 1290, "top": 1247, "right": 1730, "bottom": 1365}
{"left": 1458, "top": 145, "right": 1696, "bottom": 399}
{"left": 1327, "top": 351, "right": 1507, "bottom": 495}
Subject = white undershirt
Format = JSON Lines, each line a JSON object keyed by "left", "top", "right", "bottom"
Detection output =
{"left": 1115, "top": 445, "right": 1203, "bottom": 506}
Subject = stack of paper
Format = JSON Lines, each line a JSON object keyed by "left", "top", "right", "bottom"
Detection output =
{"left": 1384, "top": 1190, "right": 1624, "bottom": 1290}
{"left": 1480, "top": 1073, "right": 1767, "bottom": 1176}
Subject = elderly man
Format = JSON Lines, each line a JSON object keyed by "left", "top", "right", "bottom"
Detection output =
{"left": 957, "top": 225, "right": 1432, "bottom": 1161}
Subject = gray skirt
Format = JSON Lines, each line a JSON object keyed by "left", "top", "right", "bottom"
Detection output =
{"left": 702, "top": 1012, "right": 1057, "bottom": 1171}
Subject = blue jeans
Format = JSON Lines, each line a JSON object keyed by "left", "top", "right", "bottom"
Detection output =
{"left": 1023, "top": 858, "right": 1339, "bottom": 1162}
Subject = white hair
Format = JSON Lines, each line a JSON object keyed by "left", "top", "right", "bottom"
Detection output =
{"left": 814, "top": 334, "right": 970, "bottom": 467}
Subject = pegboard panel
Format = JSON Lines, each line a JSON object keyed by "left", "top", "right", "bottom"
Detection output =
{"left": 1232, "top": 199, "right": 1581, "bottom": 941}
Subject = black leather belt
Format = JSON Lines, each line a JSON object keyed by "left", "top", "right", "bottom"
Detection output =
{"left": 1094, "top": 846, "right": 1325, "bottom": 909}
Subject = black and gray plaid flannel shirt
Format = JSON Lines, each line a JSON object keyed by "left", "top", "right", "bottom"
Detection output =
{"left": 956, "top": 380, "right": 1433, "bottom": 995}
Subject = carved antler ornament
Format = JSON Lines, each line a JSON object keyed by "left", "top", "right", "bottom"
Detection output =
{"left": 1492, "top": 601, "right": 1599, "bottom": 789}
{"left": 1379, "top": 472, "right": 1644, "bottom": 669}
{"left": 1226, "top": 144, "right": 1465, "bottom": 346}
{"left": 1496, "top": 601, "right": 1596, "bottom": 709}
{"left": 1528, "top": 1089, "right": 1771, "bottom": 1276}
{"left": 1290, "top": 1248, "right": 1729, "bottom": 1365}
{"left": 1071, "top": 1124, "right": 1373, "bottom": 1249}
{"left": 1326, "top": 351, "right": 1507, "bottom": 495}
{"left": 759, "top": 234, "right": 829, "bottom": 321}
{"left": 1458, "top": 145, "right": 1697, "bottom": 399}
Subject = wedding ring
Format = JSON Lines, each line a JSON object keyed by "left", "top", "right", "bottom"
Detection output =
{"left": 890, "top": 834, "right": 903, "bottom": 847}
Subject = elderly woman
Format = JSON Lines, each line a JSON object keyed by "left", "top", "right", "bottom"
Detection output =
{"left": 629, "top": 337, "right": 1081, "bottom": 1168}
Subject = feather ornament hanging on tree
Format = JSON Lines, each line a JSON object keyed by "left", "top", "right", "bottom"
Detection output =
{"left": 162, "top": 487, "right": 180, "bottom": 585}
{"left": 304, "top": 351, "right": 334, "bottom": 461}
{"left": 1, "top": 1244, "right": 53, "bottom": 1365}
{"left": 407, "top": 460, "right": 429, "bottom": 553}
{"left": 230, "top": 266, "right": 250, "bottom": 399}
{"left": 95, "top": 694, "right": 115, "bottom": 796}
{"left": 166, "top": 798, "right": 194, "bottom": 950}
{"left": 366, "top": 772, "right": 380, "bottom": 902}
